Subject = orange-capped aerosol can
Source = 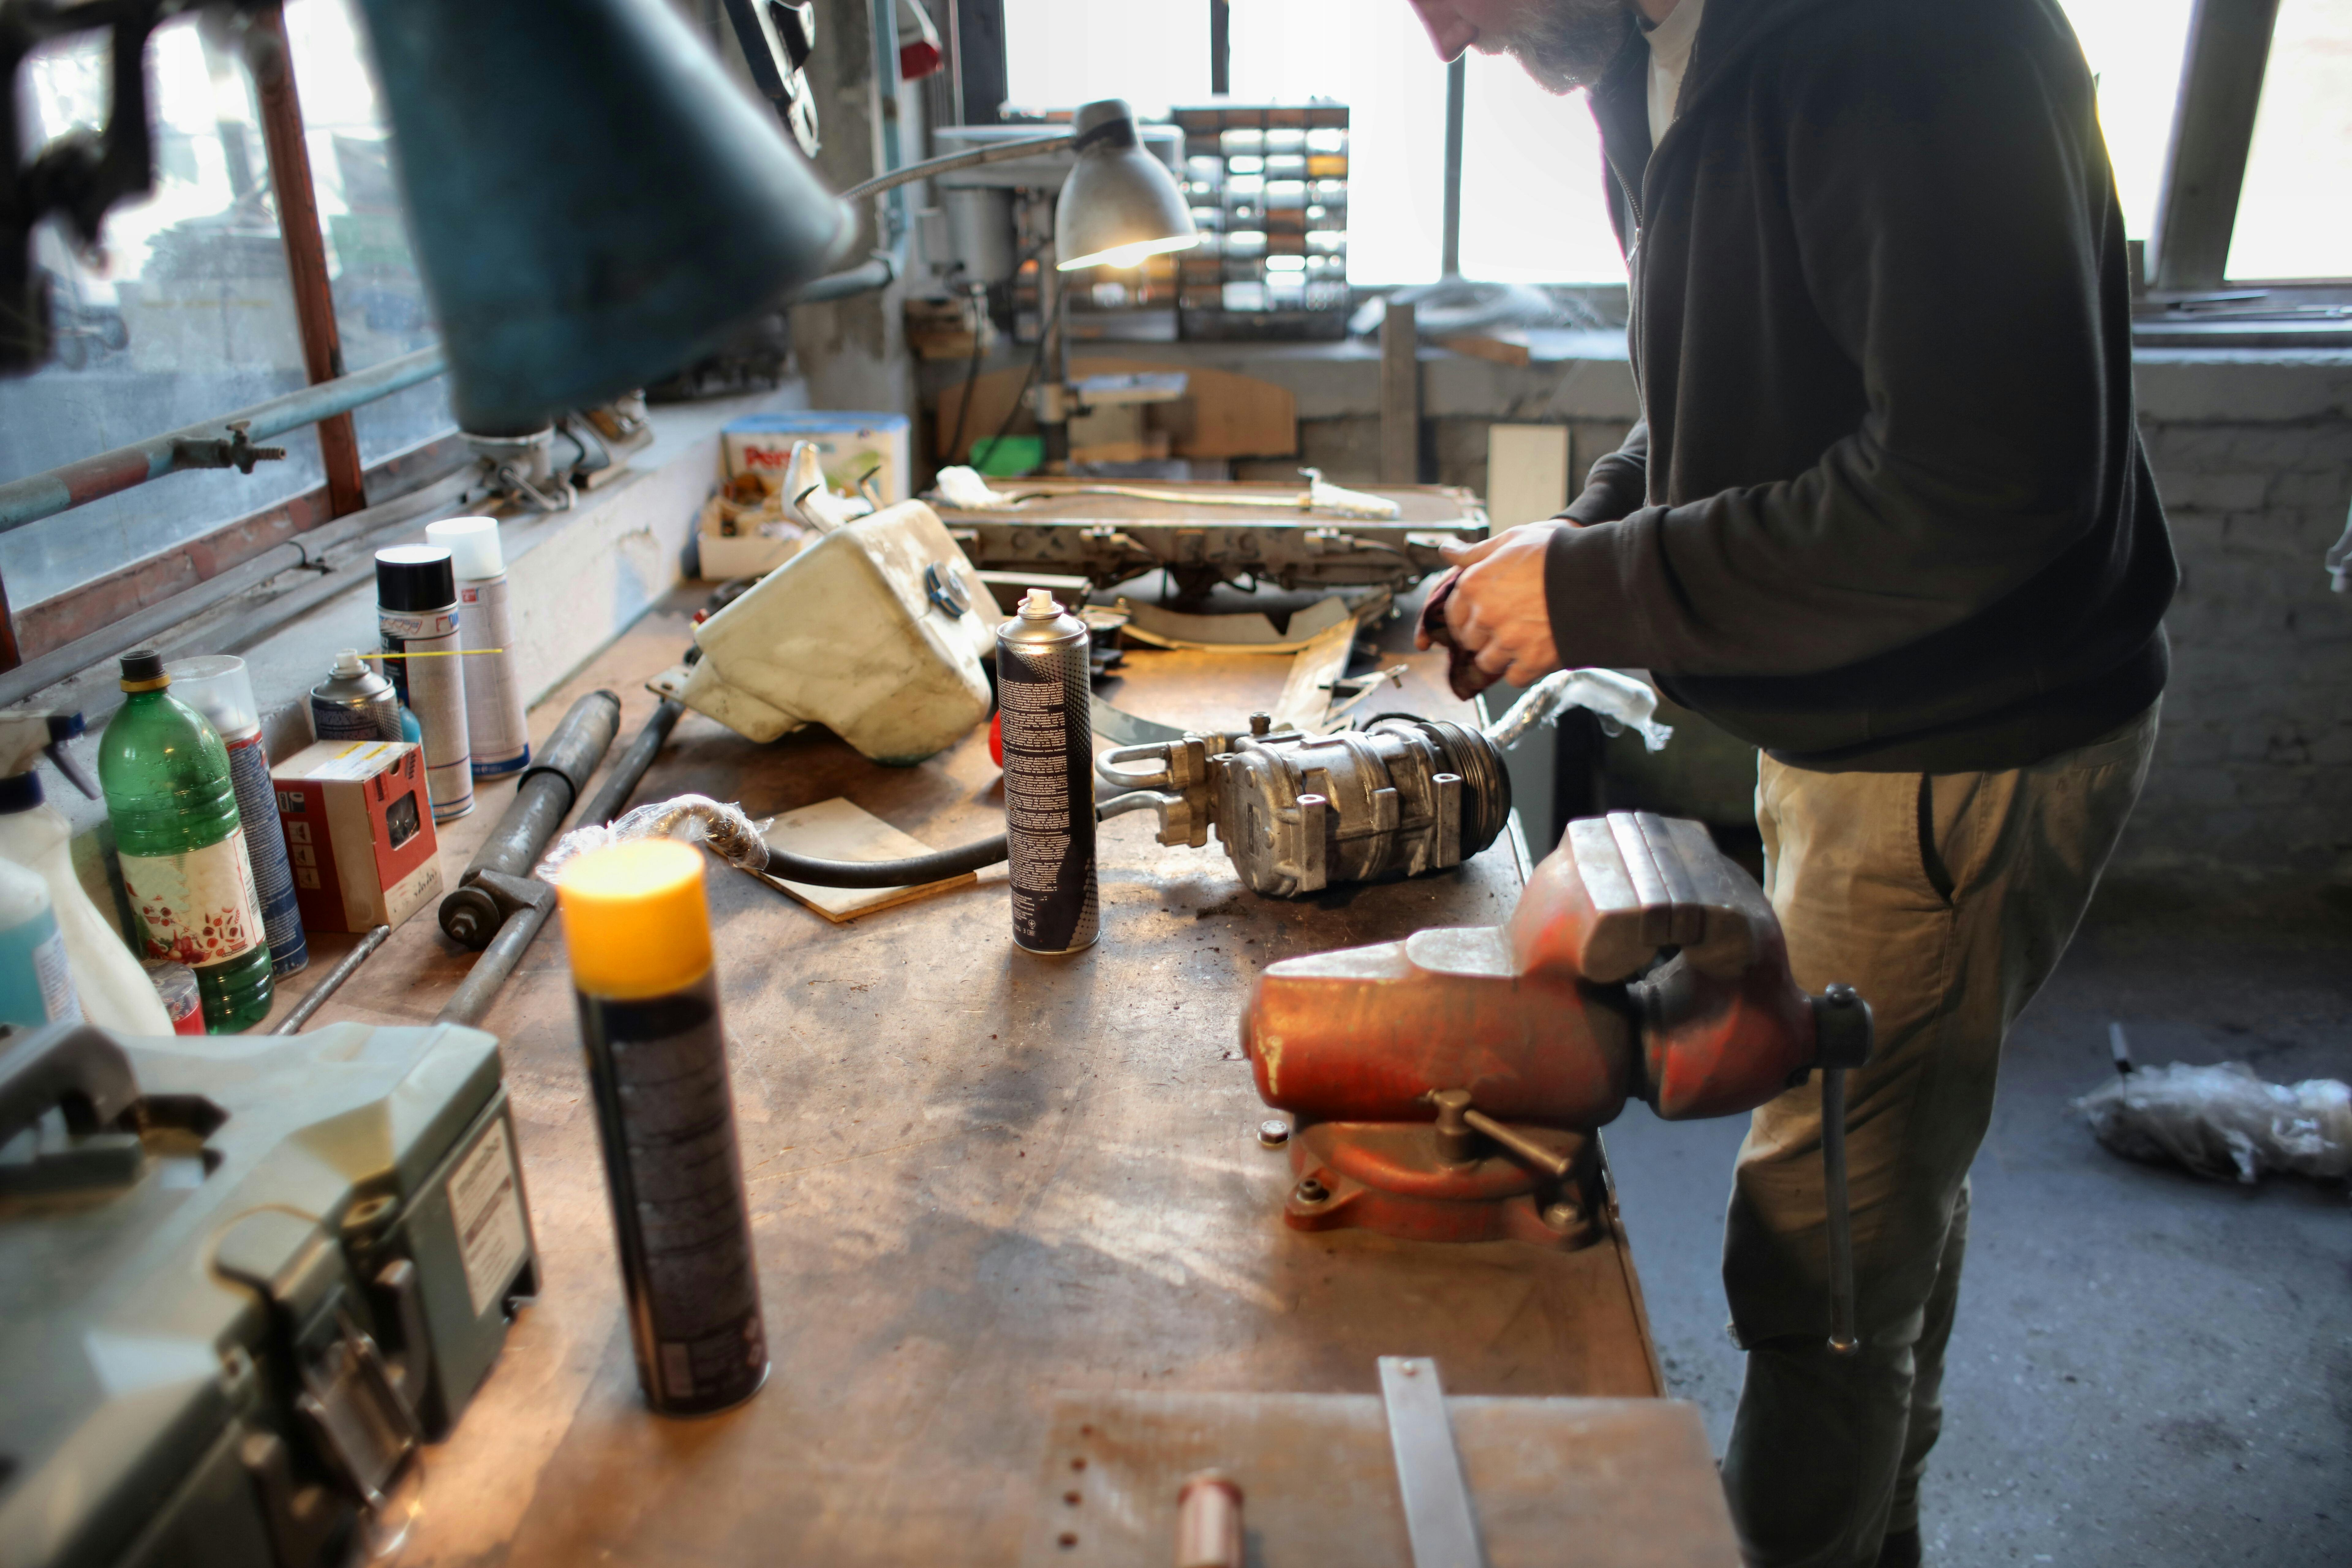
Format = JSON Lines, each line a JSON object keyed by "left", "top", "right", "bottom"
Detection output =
{"left": 554, "top": 840, "right": 768, "bottom": 1415}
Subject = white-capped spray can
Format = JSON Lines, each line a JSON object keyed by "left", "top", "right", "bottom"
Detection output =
{"left": 310, "top": 647, "right": 402, "bottom": 742}
{"left": 996, "top": 588, "right": 1097, "bottom": 954}
{"left": 376, "top": 545, "right": 473, "bottom": 821}
{"left": 426, "top": 515, "right": 531, "bottom": 780}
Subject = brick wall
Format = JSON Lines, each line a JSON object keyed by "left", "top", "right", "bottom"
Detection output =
{"left": 2122, "top": 356, "right": 2352, "bottom": 888}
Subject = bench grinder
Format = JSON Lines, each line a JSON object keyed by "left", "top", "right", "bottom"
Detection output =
{"left": 1242, "top": 810, "right": 1875, "bottom": 1351}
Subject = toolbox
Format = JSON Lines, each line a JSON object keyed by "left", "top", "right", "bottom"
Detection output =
{"left": 0, "top": 1020, "right": 536, "bottom": 1568}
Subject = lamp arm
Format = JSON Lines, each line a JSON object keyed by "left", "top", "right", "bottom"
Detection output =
{"left": 837, "top": 132, "right": 1076, "bottom": 203}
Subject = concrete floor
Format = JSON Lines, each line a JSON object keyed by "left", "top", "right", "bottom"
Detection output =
{"left": 1602, "top": 881, "right": 2352, "bottom": 1567}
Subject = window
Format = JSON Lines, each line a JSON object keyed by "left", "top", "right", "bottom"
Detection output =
{"left": 0, "top": 0, "right": 453, "bottom": 624}
{"left": 1458, "top": 53, "right": 1622, "bottom": 285}
{"left": 1002, "top": 2, "right": 1208, "bottom": 122}
{"left": 2225, "top": 0, "right": 2352, "bottom": 281}
{"left": 2057, "top": 0, "right": 2199, "bottom": 240}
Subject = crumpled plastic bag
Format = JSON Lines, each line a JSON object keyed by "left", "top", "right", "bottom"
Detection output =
{"left": 537, "top": 794, "right": 771, "bottom": 882}
{"left": 1482, "top": 667, "right": 1674, "bottom": 753}
{"left": 2075, "top": 1061, "right": 2352, "bottom": 1184}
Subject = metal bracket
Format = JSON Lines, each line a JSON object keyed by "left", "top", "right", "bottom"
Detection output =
{"left": 1378, "top": 1357, "right": 1487, "bottom": 1568}
{"left": 294, "top": 1306, "right": 423, "bottom": 1510}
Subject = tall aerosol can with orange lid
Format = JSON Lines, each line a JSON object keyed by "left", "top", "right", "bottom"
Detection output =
{"left": 996, "top": 587, "right": 1098, "bottom": 954}
{"left": 554, "top": 839, "right": 768, "bottom": 1415}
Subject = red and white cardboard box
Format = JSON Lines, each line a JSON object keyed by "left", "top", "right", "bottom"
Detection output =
{"left": 272, "top": 739, "right": 443, "bottom": 933}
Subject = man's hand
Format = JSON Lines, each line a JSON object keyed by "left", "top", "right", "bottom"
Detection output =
{"left": 1417, "top": 523, "right": 1563, "bottom": 686}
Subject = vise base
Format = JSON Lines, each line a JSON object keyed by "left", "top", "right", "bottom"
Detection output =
{"left": 1282, "top": 1119, "right": 1605, "bottom": 1251}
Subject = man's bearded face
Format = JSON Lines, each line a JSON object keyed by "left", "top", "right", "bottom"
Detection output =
{"left": 1474, "top": 0, "right": 1634, "bottom": 94}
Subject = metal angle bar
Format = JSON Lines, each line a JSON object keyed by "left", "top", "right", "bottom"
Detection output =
{"left": 2150, "top": 0, "right": 2282, "bottom": 292}
{"left": 1378, "top": 1356, "right": 1488, "bottom": 1568}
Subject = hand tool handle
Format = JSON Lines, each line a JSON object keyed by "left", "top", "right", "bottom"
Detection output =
{"left": 1821, "top": 1066, "right": 1858, "bottom": 1355}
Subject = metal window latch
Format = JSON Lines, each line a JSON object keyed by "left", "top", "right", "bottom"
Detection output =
{"left": 1378, "top": 1357, "right": 1488, "bottom": 1568}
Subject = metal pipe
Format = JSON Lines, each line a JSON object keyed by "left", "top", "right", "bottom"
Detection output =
{"left": 0, "top": 344, "right": 446, "bottom": 534}
{"left": 272, "top": 924, "right": 390, "bottom": 1034}
{"left": 0, "top": 458, "right": 473, "bottom": 713}
{"left": 1441, "top": 56, "right": 1465, "bottom": 280}
{"left": 835, "top": 133, "right": 1071, "bottom": 203}
{"left": 248, "top": 4, "right": 366, "bottom": 519}
{"left": 435, "top": 697, "right": 684, "bottom": 1028}
{"left": 791, "top": 249, "right": 902, "bottom": 304}
{"left": 439, "top": 690, "right": 623, "bottom": 948}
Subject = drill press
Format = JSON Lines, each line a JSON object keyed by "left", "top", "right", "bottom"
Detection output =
{"left": 1242, "top": 809, "right": 1874, "bottom": 1351}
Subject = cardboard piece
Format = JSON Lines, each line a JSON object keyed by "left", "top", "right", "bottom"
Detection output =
{"left": 751, "top": 797, "right": 975, "bottom": 921}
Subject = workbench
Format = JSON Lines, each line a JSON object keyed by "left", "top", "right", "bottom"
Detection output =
{"left": 270, "top": 589, "right": 1698, "bottom": 1566}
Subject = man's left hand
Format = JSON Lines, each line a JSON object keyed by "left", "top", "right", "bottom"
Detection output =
{"left": 1420, "top": 523, "right": 1563, "bottom": 686}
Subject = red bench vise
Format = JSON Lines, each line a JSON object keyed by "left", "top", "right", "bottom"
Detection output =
{"left": 1242, "top": 810, "right": 1875, "bottom": 1350}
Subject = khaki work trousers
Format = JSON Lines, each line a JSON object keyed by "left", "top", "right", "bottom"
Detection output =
{"left": 1719, "top": 707, "right": 2158, "bottom": 1568}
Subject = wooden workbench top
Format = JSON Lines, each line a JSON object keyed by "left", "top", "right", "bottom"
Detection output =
{"left": 274, "top": 591, "right": 1667, "bottom": 1565}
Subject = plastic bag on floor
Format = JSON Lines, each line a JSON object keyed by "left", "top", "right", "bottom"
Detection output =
{"left": 2075, "top": 1061, "right": 2352, "bottom": 1184}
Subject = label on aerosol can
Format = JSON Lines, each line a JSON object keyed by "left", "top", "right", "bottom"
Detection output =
{"left": 376, "top": 545, "right": 473, "bottom": 822}
{"left": 220, "top": 727, "right": 308, "bottom": 978}
{"left": 427, "top": 517, "right": 531, "bottom": 780}
{"left": 996, "top": 590, "right": 1098, "bottom": 954}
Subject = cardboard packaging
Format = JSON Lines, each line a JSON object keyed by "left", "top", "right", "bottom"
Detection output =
{"left": 721, "top": 412, "right": 911, "bottom": 503}
{"left": 271, "top": 739, "right": 443, "bottom": 933}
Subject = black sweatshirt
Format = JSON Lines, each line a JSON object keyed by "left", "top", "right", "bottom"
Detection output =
{"left": 1547, "top": 0, "right": 2176, "bottom": 772}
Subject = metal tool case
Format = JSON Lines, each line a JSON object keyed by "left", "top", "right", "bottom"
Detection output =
{"left": 0, "top": 1020, "right": 535, "bottom": 1568}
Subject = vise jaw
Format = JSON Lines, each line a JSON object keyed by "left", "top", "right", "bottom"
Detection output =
{"left": 1242, "top": 810, "right": 1871, "bottom": 1252}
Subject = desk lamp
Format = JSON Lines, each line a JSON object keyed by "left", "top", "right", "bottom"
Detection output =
{"left": 841, "top": 99, "right": 1202, "bottom": 470}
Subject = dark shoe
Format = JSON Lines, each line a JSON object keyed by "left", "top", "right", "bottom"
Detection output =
{"left": 1873, "top": 1527, "right": 1922, "bottom": 1568}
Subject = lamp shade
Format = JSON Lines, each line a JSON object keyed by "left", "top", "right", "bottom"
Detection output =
{"left": 1054, "top": 100, "right": 1201, "bottom": 272}
{"left": 354, "top": 0, "right": 855, "bottom": 434}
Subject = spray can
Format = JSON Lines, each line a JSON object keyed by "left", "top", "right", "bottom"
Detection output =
{"left": 552, "top": 839, "right": 767, "bottom": 1415}
{"left": 310, "top": 648, "right": 401, "bottom": 742}
{"left": 376, "top": 545, "right": 473, "bottom": 822}
{"left": 168, "top": 656, "right": 308, "bottom": 979}
{"left": 426, "top": 515, "right": 531, "bottom": 780}
{"left": 996, "top": 588, "right": 1098, "bottom": 954}
{"left": 0, "top": 858, "right": 81, "bottom": 1028}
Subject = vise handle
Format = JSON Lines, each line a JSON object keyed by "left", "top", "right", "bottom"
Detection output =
{"left": 1425, "top": 1089, "right": 1574, "bottom": 1180}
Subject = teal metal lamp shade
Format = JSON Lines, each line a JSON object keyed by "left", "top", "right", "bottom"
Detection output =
{"left": 1054, "top": 100, "right": 1201, "bottom": 272}
{"left": 354, "top": 0, "right": 855, "bottom": 434}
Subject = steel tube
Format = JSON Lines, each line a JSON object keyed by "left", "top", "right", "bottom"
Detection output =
{"left": 436, "top": 697, "right": 683, "bottom": 1027}
{"left": 439, "top": 690, "right": 622, "bottom": 949}
{"left": 835, "top": 133, "right": 1071, "bottom": 203}
{"left": 0, "top": 345, "right": 446, "bottom": 534}
{"left": 0, "top": 459, "right": 473, "bottom": 713}
{"left": 272, "top": 924, "right": 391, "bottom": 1034}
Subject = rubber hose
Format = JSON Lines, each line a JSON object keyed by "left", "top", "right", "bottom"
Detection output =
{"left": 757, "top": 792, "right": 1158, "bottom": 889}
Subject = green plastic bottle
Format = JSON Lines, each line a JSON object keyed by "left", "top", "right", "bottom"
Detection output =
{"left": 99, "top": 649, "right": 273, "bottom": 1032}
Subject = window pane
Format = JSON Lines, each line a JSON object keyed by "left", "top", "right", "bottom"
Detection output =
{"left": 2057, "top": 0, "right": 2198, "bottom": 239}
{"left": 1227, "top": 1, "right": 1447, "bottom": 285}
{"left": 2226, "top": 0, "right": 2352, "bottom": 281}
{"left": 1458, "top": 62, "right": 1623, "bottom": 285}
{"left": 282, "top": 0, "right": 456, "bottom": 463}
{"left": 1003, "top": 0, "right": 1209, "bottom": 120}
{"left": 0, "top": 15, "right": 323, "bottom": 614}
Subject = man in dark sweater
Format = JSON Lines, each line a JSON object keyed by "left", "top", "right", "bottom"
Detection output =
{"left": 1407, "top": 1, "right": 2175, "bottom": 1564}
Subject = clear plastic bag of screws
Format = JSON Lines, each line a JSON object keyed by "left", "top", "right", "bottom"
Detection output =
{"left": 2075, "top": 1061, "right": 2352, "bottom": 1185}
{"left": 537, "top": 794, "right": 771, "bottom": 882}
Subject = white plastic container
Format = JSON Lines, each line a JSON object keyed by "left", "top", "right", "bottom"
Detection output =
{"left": 0, "top": 794, "right": 169, "bottom": 1035}
{"left": 656, "top": 500, "right": 994, "bottom": 765}
{"left": 425, "top": 516, "right": 532, "bottom": 780}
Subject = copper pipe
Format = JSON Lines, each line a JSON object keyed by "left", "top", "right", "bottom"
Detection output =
{"left": 247, "top": 5, "right": 366, "bottom": 518}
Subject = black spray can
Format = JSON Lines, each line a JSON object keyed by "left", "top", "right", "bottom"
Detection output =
{"left": 553, "top": 838, "right": 768, "bottom": 1415}
{"left": 997, "top": 588, "right": 1098, "bottom": 954}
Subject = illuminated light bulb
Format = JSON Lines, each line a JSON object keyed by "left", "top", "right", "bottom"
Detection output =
{"left": 1056, "top": 233, "right": 1204, "bottom": 272}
